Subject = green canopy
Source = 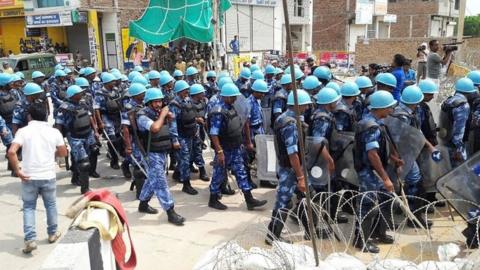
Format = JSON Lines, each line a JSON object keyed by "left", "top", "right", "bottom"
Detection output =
{"left": 129, "top": 0, "right": 231, "bottom": 45}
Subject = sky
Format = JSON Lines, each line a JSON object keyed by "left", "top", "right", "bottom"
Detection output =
{"left": 467, "top": 0, "right": 480, "bottom": 15}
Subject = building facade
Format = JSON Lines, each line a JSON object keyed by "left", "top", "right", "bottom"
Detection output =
{"left": 313, "top": 0, "right": 460, "bottom": 53}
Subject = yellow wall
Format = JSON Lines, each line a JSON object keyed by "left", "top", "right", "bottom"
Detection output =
{"left": 47, "top": 27, "right": 67, "bottom": 46}
{"left": 0, "top": 0, "right": 23, "bottom": 10}
{"left": 0, "top": 17, "right": 25, "bottom": 54}
{"left": 88, "top": 10, "right": 103, "bottom": 70}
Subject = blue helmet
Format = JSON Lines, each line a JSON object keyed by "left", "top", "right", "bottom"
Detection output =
{"left": 265, "top": 65, "right": 276, "bottom": 75}
{"left": 121, "top": 75, "right": 128, "bottom": 82}
{"left": 401, "top": 85, "right": 424, "bottom": 104}
{"left": 111, "top": 70, "right": 122, "bottom": 80}
{"left": 418, "top": 79, "right": 438, "bottom": 94}
{"left": 287, "top": 89, "right": 312, "bottom": 105}
{"left": 250, "top": 64, "right": 260, "bottom": 73}
{"left": 240, "top": 68, "right": 251, "bottom": 79}
{"left": 325, "top": 82, "right": 341, "bottom": 94}
{"left": 173, "top": 69, "right": 184, "bottom": 77}
{"left": 143, "top": 73, "right": 149, "bottom": 80}
{"left": 316, "top": 87, "right": 341, "bottom": 105}
{"left": 0, "top": 73, "right": 10, "bottom": 86}
{"left": 101, "top": 72, "right": 116, "bottom": 84}
{"left": 207, "top": 70, "right": 217, "bottom": 78}
{"left": 83, "top": 67, "right": 96, "bottom": 76}
{"left": 148, "top": 70, "right": 161, "bottom": 80}
{"left": 110, "top": 68, "right": 120, "bottom": 73}
{"left": 190, "top": 84, "right": 206, "bottom": 95}
{"left": 128, "top": 83, "right": 147, "bottom": 97}
{"left": 280, "top": 74, "right": 293, "bottom": 85}
{"left": 9, "top": 74, "right": 21, "bottom": 84}
{"left": 467, "top": 70, "right": 480, "bottom": 86}
{"left": 159, "top": 73, "right": 174, "bottom": 86}
{"left": 220, "top": 83, "right": 241, "bottom": 97}
{"left": 54, "top": 69, "right": 66, "bottom": 78}
{"left": 217, "top": 71, "right": 230, "bottom": 80}
{"left": 15, "top": 71, "right": 25, "bottom": 80}
{"left": 128, "top": 71, "right": 141, "bottom": 82}
{"left": 340, "top": 82, "right": 360, "bottom": 97}
{"left": 24, "top": 83, "right": 43, "bottom": 96}
{"left": 144, "top": 87, "right": 164, "bottom": 103}
{"left": 133, "top": 65, "right": 144, "bottom": 72}
{"left": 251, "top": 70, "right": 265, "bottom": 81}
{"left": 174, "top": 80, "right": 190, "bottom": 93}
{"left": 455, "top": 77, "right": 476, "bottom": 93}
{"left": 218, "top": 77, "right": 234, "bottom": 90}
{"left": 160, "top": 70, "right": 170, "bottom": 76}
{"left": 132, "top": 75, "right": 149, "bottom": 86}
{"left": 303, "top": 76, "right": 321, "bottom": 91}
{"left": 274, "top": 68, "right": 284, "bottom": 76}
{"left": 355, "top": 76, "right": 373, "bottom": 88}
{"left": 294, "top": 68, "right": 304, "bottom": 80}
{"left": 368, "top": 90, "right": 397, "bottom": 109}
{"left": 79, "top": 68, "right": 85, "bottom": 76}
{"left": 284, "top": 65, "right": 300, "bottom": 74}
{"left": 375, "top": 73, "right": 397, "bottom": 88}
{"left": 75, "top": 77, "right": 90, "bottom": 88}
{"left": 54, "top": 63, "right": 64, "bottom": 70}
{"left": 313, "top": 66, "right": 332, "bottom": 80}
{"left": 251, "top": 79, "right": 268, "bottom": 93}
{"left": 31, "top": 71, "right": 45, "bottom": 79}
{"left": 66, "top": 85, "right": 85, "bottom": 98}
{"left": 186, "top": 66, "right": 199, "bottom": 76}
{"left": 64, "top": 67, "right": 73, "bottom": 74}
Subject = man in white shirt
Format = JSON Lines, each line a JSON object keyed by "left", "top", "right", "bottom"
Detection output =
{"left": 7, "top": 103, "right": 68, "bottom": 254}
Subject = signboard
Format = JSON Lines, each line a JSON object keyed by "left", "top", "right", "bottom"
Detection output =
{"left": 55, "top": 53, "right": 73, "bottom": 65}
{"left": 374, "top": 0, "right": 388, "bottom": 16}
{"left": 230, "top": 0, "right": 277, "bottom": 6}
{"left": 88, "top": 27, "right": 98, "bottom": 68}
{"left": 355, "top": 0, "right": 374, "bottom": 25}
{"left": 383, "top": 14, "right": 397, "bottom": 23}
{"left": 25, "top": 28, "right": 42, "bottom": 37}
{"left": 0, "top": 8, "right": 23, "bottom": 17}
{"left": 320, "top": 51, "right": 349, "bottom": 68}
{"left": 0, "top": 0, "right": 15, "bottom": 7}
{"left": 26, "top": 11, "right": 72, "bottom": 28}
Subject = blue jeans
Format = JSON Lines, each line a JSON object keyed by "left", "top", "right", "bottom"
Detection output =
{"left": 22, "top": 179, "right": 58, "bottom": 241}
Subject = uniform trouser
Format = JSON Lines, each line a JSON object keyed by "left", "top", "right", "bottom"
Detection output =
{"left": 87, "top": 133, "right": 99, "bottom": 174}
{"left": 139, "top": 152, "right": 174, "bottom": 211}
{"left": 176, "top": 136, "right": 194, "bottom": 182}
{"left": 273, "top": 166, "right": 297, "bottom": 211}
{"left": 210, "top": 147, "right": 252, "bottom": 195}
{"left": 102, "top": 115, "right": 122, "bottom": 163}
{"left": 356, "top": 169, "right": 394, "bottom": 240}
{"left": 68, "top": 134, "right": 92, "bottom": 191}
{"left": 190, "top": 135, "right": 205, "bottom": 168}
{"left": 404, "top": 161, "right": 422, "bottom": 210}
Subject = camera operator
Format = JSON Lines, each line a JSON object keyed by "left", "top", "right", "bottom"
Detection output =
{"left": 416, "top": 42, "right": 428, "bottom": 83}
{"left": 427, "top": 39, "right": 454, "bottom": 82}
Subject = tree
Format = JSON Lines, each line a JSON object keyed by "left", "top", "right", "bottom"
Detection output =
{"left": 464, "top": 15, "right": 480, "bottom": 37}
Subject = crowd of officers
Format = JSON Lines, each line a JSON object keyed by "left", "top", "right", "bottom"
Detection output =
{"left": 0, "top": 60, "right": 479, "bottom": 253}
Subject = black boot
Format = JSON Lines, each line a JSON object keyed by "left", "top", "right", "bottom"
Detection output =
{"left": 354, "top": 238, "right": 380, "bottom": 253}
{"left": 121, "top": 160, "right": 132, "bottom": 179}
{"left": 134, "top": 176, "right": 145, "bottom": 200}
{"left": 89, "top": 146, "right": 100, "bottom": 178}
{"left": 354, "top": 209, "right": 380, "bottom": 253}
{"left": 182, "top": 180, "right": 198, "bottom": 195}
{"left": 79, "top": 171, "right": 90, "bottom": 195}
{"left": 107, "top": 141, "right": 120, "bottom": 169}
{"left": 244, "top": 190, "right": 267, "bottom": 210}
{"left": 172, "top": 170, "right": 180, "bottom": 182}
{"left": 220, "top": 180, "right": 235, "bottom": 195}
{"left": 407, "top": 212, "right": 433, "bottom": 229}
{"left": 328, "top": 192, "right": 348, "bottom": 224}
{"left": 138, "top": 200, "right": 158, "bottom": 214}
{"left": 265, "top": 209, "right": 292, "bottom": 245}
{"left": 166, "top": 207, "right": 185, "bottom": 225}
{"left": 168, "top": 152, "right": 177, "bottom": 171}
{"left": 198, "top": 167, "right": 209, "bottom": 181}
{"left": 208, "top": 193, "right": 228, "bottom": 210}
{"left": 71, "top": 170, "right": 80, "bottom": 186}
{"left": 190, "top": 165, "right": 198, "bottom": 173}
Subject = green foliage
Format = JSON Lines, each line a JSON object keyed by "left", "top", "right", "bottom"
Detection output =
{"left": 464, "top": 15, "right": 480, "bottom": 37}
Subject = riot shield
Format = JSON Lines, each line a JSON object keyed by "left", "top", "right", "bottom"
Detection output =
{"left": 417, "top": 145, "right": 451, "bottom": 193}
{"left": 254, "top": 135, "right": 330, "bottom": 184}
{"left": 330, "top": 132, "right": 358, "bottom": 187}
{"left": 233, "top": 94, "right": 249, "bottom": 126}
{"left": 383, "top": 116, "right": 426, "bottom": 179}
{"left": 436, "top": 151, "right": 480, "bottom": 221}
{"left": 262, "top": 108, "right": 272, "bottom": 134}
{"left": 467, "top": 129, "right": 480, "bottom": 156}
{"left": 255, "top": 135, "right": 278, "bottom": 182}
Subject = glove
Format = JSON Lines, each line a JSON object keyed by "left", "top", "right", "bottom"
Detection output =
{"left": 431, "top": 150, "right": 443, "bottom": 162}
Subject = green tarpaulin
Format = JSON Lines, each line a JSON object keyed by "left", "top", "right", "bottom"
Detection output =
{"left": 129, "top": 0, "right": 231, "bottom": 45}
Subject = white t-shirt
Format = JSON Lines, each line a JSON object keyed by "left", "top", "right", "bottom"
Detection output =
{"left": 13, "top": 121, "right": 64, "bottom": 180}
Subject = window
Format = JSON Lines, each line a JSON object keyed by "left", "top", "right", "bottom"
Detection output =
{"left": 28, "top": 58, "right": 44, "bottom": 69}
{"left": 294, "top": 0, "right": 304, "bottom": 17}
{"left": 43, "top": 57, "right": 56, "bottom": 68}
{"left": 16, "top": 60, "right": 29, "bottom": 71}
{"left": 37, "top": 0, "right": 64, "bottom": 8}
{"left": 388, "top": 0, "right": 397, "bottom": 3}
{"left": 454, "top": 0, "right": 459, "bottom": 10}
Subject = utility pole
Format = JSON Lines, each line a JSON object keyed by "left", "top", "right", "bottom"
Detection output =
{"left": 456, "top": 0, "right": 467, "bottom": 62}
{"left": 282, "top": 0, "right": 319, "bottom": 266}
{"left": 212, "top": 0, "right": 220, "bottom": 72}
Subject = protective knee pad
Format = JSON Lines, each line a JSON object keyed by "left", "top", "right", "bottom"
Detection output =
{"left": 77, "top": 158, "right": 91, "bottom": 173}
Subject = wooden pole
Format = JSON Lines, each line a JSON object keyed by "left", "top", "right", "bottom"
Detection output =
{"left": 281, "top": 0, "right": 319, "bottom": 266}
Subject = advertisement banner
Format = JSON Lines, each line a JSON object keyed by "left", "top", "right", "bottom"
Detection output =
{"left": 319, "top": 51, "right": 350, "bottom": 68}
{"left": 374, "top": 0, "right": 388, "bottom": 16}
{"left": 355, "top": 0, "right": 374, "bottom": 25}
{"left": 0, "top": 0, "right": 15, "bottom": 7}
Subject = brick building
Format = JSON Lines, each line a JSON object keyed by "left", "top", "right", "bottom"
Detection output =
{"left": 312, "top": 0, "right": 460, "bottom": 53}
